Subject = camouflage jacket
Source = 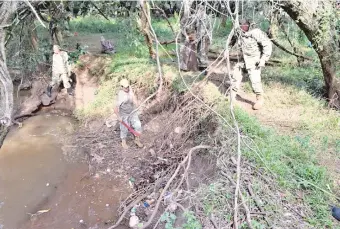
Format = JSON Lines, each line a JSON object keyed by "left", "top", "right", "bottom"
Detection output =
{"left": 52, "top": 51, "right": 70, "bottom": 75}
{"left": 231, "top": 28, "right": 272, "bottom": 68}
{"left": 195, "top": 11, "right": 211, "bottom": 41}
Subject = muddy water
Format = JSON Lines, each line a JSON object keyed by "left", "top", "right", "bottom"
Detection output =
{"left": 0, "top": 114, "right": 130, "bottom": 229}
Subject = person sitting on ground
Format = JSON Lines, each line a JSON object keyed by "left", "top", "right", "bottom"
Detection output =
{"left": 229, "top": 19, "right": 272, "bottom": 110}
{"left": 47, "top": 45, "right": 73, "bottom": 97}
{"left": 114, "top": 79, "right": 143, "bottom": 149}
{"left": 100, "top": 36, "right": 115, "bottom": 54}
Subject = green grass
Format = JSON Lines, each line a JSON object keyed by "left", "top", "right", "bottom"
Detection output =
{"left": 67, "top": 16, "right": 338, "bottom": 227}
{"left": 197, "top": 84, "right": 338, "bottom": 227}
{"left": 233, "top": 107, "right": 335, "bottom": 227}
{"left": 263, "top": 64, "right": 325, "bottom": 96}
{"left": 70, "top": 15, "right": 126, "bottom": 33}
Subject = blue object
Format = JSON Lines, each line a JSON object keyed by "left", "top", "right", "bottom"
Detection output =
{"left": 143, "top": 202, "right": 150, "bottom": 208}
{"left": 307, "top": 41, "right": 313, "bottom": 48}
{"left": 332, "top": 206, "right": 340, "bottom": 221}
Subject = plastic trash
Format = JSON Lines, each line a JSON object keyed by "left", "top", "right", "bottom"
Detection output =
{"left": 332, "top": 206, "right": 340, "bottom": 221}
{"left": 164, "top": 191, "right": 172, "bottom": 205}
{"left": 169, "top": 202, "right": 177, "bottom": 212}
{"left": 129, "top": 177, "right": 135, "bottom": 188}
{"left": 129, "top": 213, "right": 139, "bottom": 228}
{"left": 131, "top": 207, "right": 137, "bottom": 214}
{"left": 146, "top": 199, "right": 155, "bottom": 205}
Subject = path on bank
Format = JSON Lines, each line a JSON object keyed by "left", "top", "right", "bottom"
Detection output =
{"left": 208, "top": 62, "right": 340, "bottom": 189}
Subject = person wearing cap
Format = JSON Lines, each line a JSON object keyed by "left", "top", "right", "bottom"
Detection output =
{"left": 100, "top": 36, "right": 115, "bottom": 54}
{"left": 114, "top": 79, "right": 143, "bottom": 149}
{"left": 229, "top": 19, "right": 272, "bottom": 110}
{"left": 47, "top": 45, "right": 72, "bottom": 97}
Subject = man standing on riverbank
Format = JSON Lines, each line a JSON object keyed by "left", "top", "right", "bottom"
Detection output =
{"left": 114, "top": 79, "right": 143, "bottom": 150}
{"left": 47, "top": 45, "right": 72, "bottom": 97}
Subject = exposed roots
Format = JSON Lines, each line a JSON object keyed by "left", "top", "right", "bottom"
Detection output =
{"left": 73, "top": 87, "right": 311, "bottom": 229}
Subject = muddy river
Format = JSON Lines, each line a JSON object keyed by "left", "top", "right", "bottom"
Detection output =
{"left": 0, "top": 114, "right": 130, "bottom": 229}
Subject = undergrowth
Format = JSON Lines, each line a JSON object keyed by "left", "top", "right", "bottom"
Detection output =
{"left": 234, "top": 108, "right": 335, "bottom": 227}
{"left": 204, "top": 83, "right": 337, "bottom": 227}
{"left": 68, "top": 16, "right": 338, "bottom": 227}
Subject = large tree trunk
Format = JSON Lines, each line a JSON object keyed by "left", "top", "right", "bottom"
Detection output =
{"left": 140, "top": 0, "right": 155, "bottom": 59}
{"left": 279, "top": 0, "right": 340, "bottom": 108}
{"left": 0, "top": 1, "right": 17, "bottom": 126}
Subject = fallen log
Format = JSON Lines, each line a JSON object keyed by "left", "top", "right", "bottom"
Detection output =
{"left": 206, "top": 51, "right": 284, "bottom": 66}
{"left": 13, "top": 81, "right": 57, "bottom": 120}
{"left": 270, "top": 38, "right": 313, "bottom": 61}
{"left": 168, "top": 50, "right": 285, "bottom": 66}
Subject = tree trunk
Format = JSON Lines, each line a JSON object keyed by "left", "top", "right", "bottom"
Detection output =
{"left": 140, "top": 0, "right": 155, "bottom": 59}
{"left": 0, "top": 1, "right": 17, "bottom": 126}
{"left": 279, "top": 0, "right": 340, "bottom": 108}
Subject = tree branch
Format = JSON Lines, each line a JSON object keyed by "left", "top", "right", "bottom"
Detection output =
{"left": 139, "top": 145, "right": 210, "bottom": 229}
{"left": 24, "top": 0, "right": 46, "bottom": 28}
{"left": 141, "top": 0, "right": 163, "bottom": 97}
{"left": 267, "top": 32, "right": 312, "bottom": 61}
{"left": 153, "top": 5, "right": 175, "bottom": 35}
{"left": 89, "top": 1, "right": 110, "bottom": 21}
{"left": 107, "top": 192, "right": 149, "bottom": 229}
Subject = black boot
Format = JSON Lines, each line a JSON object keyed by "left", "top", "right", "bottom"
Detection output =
{"left": 198, "top": 66, "right": 207, "bottom": 71}
{"left": 46, "top": 86, "right": 52, "bottom": 97}
{"left": 67, "top": 88, "right": 73, "bottom": 96}
{"left": 198, "top": 66, "right": 208, "bottom": 76}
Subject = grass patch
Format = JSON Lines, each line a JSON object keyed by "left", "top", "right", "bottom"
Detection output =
{"left": 196, "top": 83, "right": 338, "bottom": 228}
{"left": 68, "top": 15, "right": 337, "bottom": 227}
{"left": 263, "top": 65, "right": 325, "bottom": 96}
{"left": 70, "top": 15, "right": 124, "bottom": 33}
{"left": 233, "top": 107, "right": 335, "bottom": 227}
{"left": 69, "top": 16, "right": 149, "bottom": 58}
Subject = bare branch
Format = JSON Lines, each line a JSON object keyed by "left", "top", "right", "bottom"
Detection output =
{"left": 139, "top": 145, "right": 210, "bottom": 229}
{"left": 89, "top": 1, "right": 111, "bottom": 21}
{"left": 24, "top": 0, "right": 46, "bottom": 28}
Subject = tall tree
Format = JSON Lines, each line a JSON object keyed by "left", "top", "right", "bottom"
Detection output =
{"left": 0, "top": 1, "right": 17, "bottom": 126}
{"left": 139, "top": 0, "right": 155, "bottom": 59}
{"left": 279, "top": 0, "right": 340, "bottom": 107}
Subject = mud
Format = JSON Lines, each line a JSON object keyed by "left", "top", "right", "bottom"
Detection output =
{"left": 0, "top": 114, "right": 130, "bottom": 229}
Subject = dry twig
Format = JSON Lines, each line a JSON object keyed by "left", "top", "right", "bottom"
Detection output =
{"left": 139, "top": 145, "right": 210, "bottom": 229}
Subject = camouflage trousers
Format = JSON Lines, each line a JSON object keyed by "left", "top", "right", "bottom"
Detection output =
{"left": 50, "top": 72, "right": 71, "bottom": 89}
{"left": 179, "top": 41, "right": 198, "bottom": 71}
{"left": 180, "top": 37, "right": 209, "bottom": 70}
{"left": 231, "top": 62, "right": 264, "bottom": 95}
{"left": 197, "top": 36, "right": 210, "bottom": 68}
{"left": 120, "top": 114, "right": 142, "bottom": 139}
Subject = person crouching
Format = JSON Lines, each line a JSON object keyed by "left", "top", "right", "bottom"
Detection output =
{"left": 114, "top": 79, "right": 143, "bottom": 149}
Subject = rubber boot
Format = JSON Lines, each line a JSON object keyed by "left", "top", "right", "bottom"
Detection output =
{"left": 47, "top": 86, "right": 52, "bottom": 97}
{"left": 134, "top": 136, "right": 144, "bottom": 148}
{"left": 67, "top": 88, "right": 73, "bottom": 96}
{"left": 230, "top": 90, "right": 237, "bottom": 103}
{"left": 122, "top": 139, "right": 129, "bottom": 149}
{"left": 253, "top": 94, "right": 264, "bottom": 110}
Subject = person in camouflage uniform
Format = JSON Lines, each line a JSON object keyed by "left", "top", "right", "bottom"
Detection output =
{"left": 229, "top": 19, "right": 272, "bottom": 110}
{"left": 179, "top": 0, "right": 197, "bottom": 71}
{"left": 179, "top": 3, "right": 211, "bottom": 72}
{"left": 47, "top": 45, "right": 72, "bottom": 97}
{"left": 195, "top": 5, "right": 211, "bottom": 71}
{"left": 114, "top": 79, "right": 143, "bottom": 150}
